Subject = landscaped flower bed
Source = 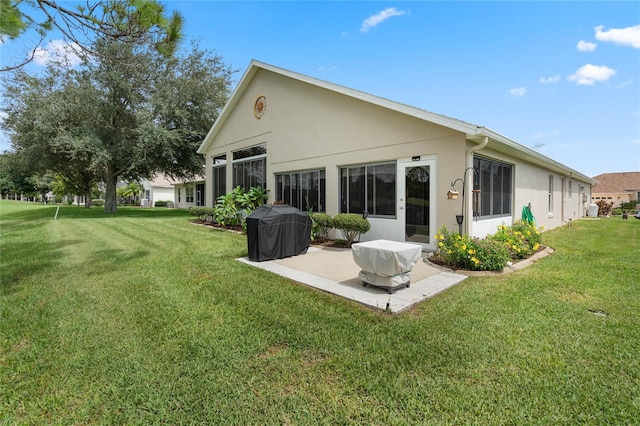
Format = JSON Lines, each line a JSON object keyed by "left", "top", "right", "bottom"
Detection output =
{"left": 431, "top": 221, "right": 544, "bottom": 271}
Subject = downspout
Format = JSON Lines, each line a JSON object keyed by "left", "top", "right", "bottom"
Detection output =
{"left": 464, "top": 134, "right": 489, "bottom": 234}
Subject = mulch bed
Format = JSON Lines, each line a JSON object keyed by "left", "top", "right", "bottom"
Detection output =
{"left": 191, "top": 220, "right": 244, "bottom": 234}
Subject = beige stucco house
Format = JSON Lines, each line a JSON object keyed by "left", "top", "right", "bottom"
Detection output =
{"left": 173, "top": 177, "right": 206, "bottom": 210}
{"left": 141, "top": 174, "right": 179, "bottom": 207}
{"left": 591, "top": 172, "right": 640, "bottom": 208}
{"left": 197, "top": 60, "right": 595, "bottom": 250}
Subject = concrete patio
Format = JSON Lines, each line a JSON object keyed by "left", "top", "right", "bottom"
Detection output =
{"left": 237, "top": 246, "right": 466, "bottom": 313}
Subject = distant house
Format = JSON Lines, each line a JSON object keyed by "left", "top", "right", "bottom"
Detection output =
{"left": 174, "top": 177, "right": 206, "bottom": 209}
{"left": 141, "top": 175, "right": 179, "bottom": 207}
{"left": 591, "top": 172, "right": 640, "bottom": 208}
{"left": 141, "top": 174, "right": 208, "bottom": 209}
{"left": 197, "top": 60, "right": 595, "bottom": 249}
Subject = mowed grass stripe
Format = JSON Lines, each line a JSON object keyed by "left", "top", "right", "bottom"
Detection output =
{"left": 2, "top": 201, "right": 639, "bottom": 424}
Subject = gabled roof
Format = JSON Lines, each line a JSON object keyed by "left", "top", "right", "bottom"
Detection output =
{"left": 198, "top": 60, "right": 595, "bottom": 184}
{"left": 592, "top": 172, "right": 640, "bottom": 193}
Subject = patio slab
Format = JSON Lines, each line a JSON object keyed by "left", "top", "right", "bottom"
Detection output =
{"left": 237, "top": 246, "right": 466, "bottom": 313}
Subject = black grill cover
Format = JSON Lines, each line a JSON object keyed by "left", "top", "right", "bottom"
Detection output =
{"left": 246, "top": 205, "right": 312, "bottom": 261}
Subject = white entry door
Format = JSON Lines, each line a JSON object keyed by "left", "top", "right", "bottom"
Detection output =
{"left": 398, "top": 158, "right": 436, "bottom": 250}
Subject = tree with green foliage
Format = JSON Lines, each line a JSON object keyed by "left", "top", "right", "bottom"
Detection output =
{"left": 2, "top": 38, "right": 233, "bottom": 213}
{"left": 2, "top": 64, "right": 102, "bottom": 207}
{"left": 0, "top": 152, "right": 31, "bottom": 198}
{"left": 0, "top": 0, "right": 183, "bottom": 71}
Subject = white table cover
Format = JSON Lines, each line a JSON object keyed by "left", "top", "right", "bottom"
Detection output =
{"left": 351, "top": 240, "right": 422, "bottom": 277}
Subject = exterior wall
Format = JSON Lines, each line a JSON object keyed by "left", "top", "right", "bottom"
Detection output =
{"left": 202, "top": 67, "right": 593, "bottom": 245}
{"left": 151, "top": 187, "right": 174, "bottom": 206}
{"left": 468, "top": 147, "right": 592, "bottom": 238}
{"left": 174, "top": 183, "right": 195, "bottom": 209}
{"left": 203, "top": 69, "right": 469, "bottom": 248}
{"left": 591, "top": 192, "right": 633, "bottom": 207}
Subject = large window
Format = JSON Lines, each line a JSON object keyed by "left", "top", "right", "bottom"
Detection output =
{"left": 233, "top": 144, "right": 266, "bottom": 190}
{"left": 275, "top": 169, "right": 326, "bottom": 212}
{"left": 340, "top": 162, "right": 396, "bottom": 218}
{"left": 185, "top": 186, "right": 194, "bottom": 203}
{"left": 473, "top": 156, "right": 512, "bottom": 218}
{"left": 212, "top": 154, "right": 226, "bottom": 202}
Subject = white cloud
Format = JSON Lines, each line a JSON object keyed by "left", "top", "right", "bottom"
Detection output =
{"left": 568, "top": 64, "right": 616, "bottom": 86}
{"left": 577, "top": 40, "right": 597, "bottom": 52}
{"left": 318, "top": 65, "right": 338, "bottom": 72}
{"left": 509, "top": 87, "right": 527, "bottom": 97}
{"left": 595, "top": 25, "right": 640, "bottom": 49}
{"left": 33, "top": 40, "right": 82, "bottom": 67}
{"left": 539, "top": 74, "right": 561, "bottom": 84}
{"left": 360, "top": 7, "right": 407, "bottom": 33}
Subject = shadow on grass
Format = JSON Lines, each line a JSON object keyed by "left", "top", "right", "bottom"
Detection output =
{"left": 84, "top": 248, "right": 150, "bottom": 276}
{"left": 0, "top": 238, "right": 83, "bottom": 295}
{"left": 1, "top": 204, "right": 191, "bottom": 221}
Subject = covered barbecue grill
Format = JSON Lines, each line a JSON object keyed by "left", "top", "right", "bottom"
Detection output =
{"left": 246, "top": 205, "right": 312, "bottom": 261}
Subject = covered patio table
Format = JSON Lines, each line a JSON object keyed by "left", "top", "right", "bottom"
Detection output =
{"left": 351, "top": 240, "right": 423, "bottom": 293}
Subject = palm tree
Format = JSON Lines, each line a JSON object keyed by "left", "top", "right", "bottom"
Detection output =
{"left": 120, "top": 181, "right": 143, "bottom": 205}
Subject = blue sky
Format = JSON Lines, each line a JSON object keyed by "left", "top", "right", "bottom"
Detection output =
{"left": 2, "top": 1, "right": 639, "bottom": 177}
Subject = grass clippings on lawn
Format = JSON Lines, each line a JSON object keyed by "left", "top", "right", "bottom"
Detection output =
{"left": 1, "top": 200, "right": 639, "bottom": 424}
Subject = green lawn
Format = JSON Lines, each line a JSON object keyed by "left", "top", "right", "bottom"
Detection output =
{"left": 1, "top": 200, "right": 639, "bottom": 424}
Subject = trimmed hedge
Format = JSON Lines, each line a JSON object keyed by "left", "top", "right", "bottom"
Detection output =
{"left": 333, "top": 213, "right": 371, "bottom": 246}
{"left": 311, "top": 212, "right": 333, "bottom": 241}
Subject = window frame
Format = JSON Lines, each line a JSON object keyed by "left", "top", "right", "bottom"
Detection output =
{"left": 232, "top": 144, "right": 266, "bottom": 190}
{"left": 340, "top": 161, "right": 397, "bottom": 219}
{"left": 212, "top": 154, "right": 227, "bottom": 203}
{"left": 473, "top": 156, "right": 513, "bottom": 219}
{"left": 275, "top": 169, "right": 326, "bottom": 212}
{"left": 185, "top": 186, "right": 194, "bottom": 203}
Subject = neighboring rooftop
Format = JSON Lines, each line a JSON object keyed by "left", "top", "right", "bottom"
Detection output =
{"left": 592, "top": 172, "right": 640, "bottom": 193}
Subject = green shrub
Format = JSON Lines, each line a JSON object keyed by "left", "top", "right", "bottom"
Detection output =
{"left": 435, "top": 227, "right": 483, "bottom": 270}
{"left": 472, "top": 238, "right": 510, "bottom": 271}
{"left": 154, "top": 200, "right": 170, "bottom": 207}
{"left": 311, "top": 212, "right": 333, "bottom": 241}
{"left": 511, "top": 220, "right": 542, "bottom": 248}
{"left": 435, "top": 222, "right": 540, "bottom": 271}
{"left": 189, "top": 207, "right": 214, "bottom": 221}
{"left": 213, "top": 191, "right": 240, "bottom": 227}
{"left": 212, "top": 186, "right": 269, "bottom": 231}
{"left": 333, "top": 213, "right": 370, "bottom": 246}
{"left": 490, "top": 224, "right": 532, "bottom": 259}
{"left": 489, "top": 221, "right": 543, "bottom": 259}
{"left": 92, "top": 199, "right": 104, "bottom": 207}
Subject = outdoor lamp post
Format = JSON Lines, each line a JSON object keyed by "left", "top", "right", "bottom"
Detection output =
{"left": 449, "top": 167, "right": 477, "bottom": 235}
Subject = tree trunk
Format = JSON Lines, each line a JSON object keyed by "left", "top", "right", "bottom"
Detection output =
{"left": 84, "top": 186, "right": 93, "bottom": 208}
{"left": 104, "top": 165, "right": 118, "bottom": 213}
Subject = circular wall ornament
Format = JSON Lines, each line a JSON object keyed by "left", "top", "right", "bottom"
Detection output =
{"left": 254, "top": 95, "right": 267, "bottom": 119}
